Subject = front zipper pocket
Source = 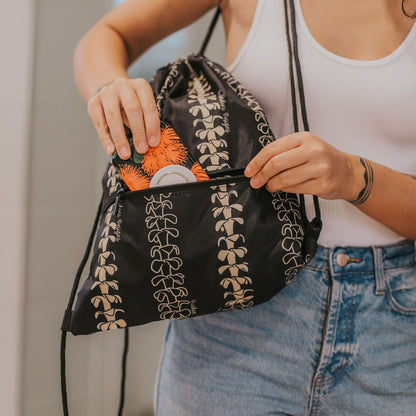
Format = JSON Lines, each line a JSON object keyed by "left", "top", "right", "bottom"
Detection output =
{"left": 106, "top": 169, "right": 248, "bottom": 216}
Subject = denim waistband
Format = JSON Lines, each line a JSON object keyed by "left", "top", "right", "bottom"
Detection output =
{"left": 307, "top": 239, "right": 416, "bottom": 275}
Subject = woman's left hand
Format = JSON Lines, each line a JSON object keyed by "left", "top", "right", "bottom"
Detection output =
{"left": 244, "top": 132, "right": 361, "bottom": 201}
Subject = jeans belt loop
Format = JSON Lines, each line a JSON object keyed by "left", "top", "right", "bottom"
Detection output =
{"left": 372, "top": 247, "right": 385, "bottom": 295}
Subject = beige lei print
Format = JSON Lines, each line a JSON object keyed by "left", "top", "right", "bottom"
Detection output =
{"left": 186, "top": 61, "right": 230, "bottom": 172}
{"left": 206, "top": 61, "right": 306, "bottom": 284}
{"left": 272, "top": 193, "right": 306, "bottom": 284}
{"left": 91, "top": 165, "right": 127, "bottom": 331}
{"left": 186, "top": 59, "right": 253, "bottom": 310}
{"left": 211, "top": 184, "right": 254, "bottom": 310}
{"left": 145, "top": 193, "right": 193, "bottom": 320}
{"left": 154, "top": 61, "right": 180, "bottom": 114}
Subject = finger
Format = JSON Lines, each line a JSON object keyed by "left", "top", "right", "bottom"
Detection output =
{"left": 244, "top": 134, "right": 302, "bottom": 178}
{"left": 87, "top": 96, "right": 115, "bottom": 155}
{"left": 249, "top": 146, "right": 308, "bottom": 189}
{"left": 133, "top": 78, "right": 160, "bottom": 147}
{"left": 118, "top": 83, "right": 148, "bottom": 154}
{"left": 101, "top": 93, "right": 131, "bottom": 159}
{"left": 264, "top": 163, "right": 319, "bottom": 193}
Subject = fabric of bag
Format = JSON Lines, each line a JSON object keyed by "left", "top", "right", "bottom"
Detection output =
{"left": 65, "top": 54, "right": 321, "bottom": 335}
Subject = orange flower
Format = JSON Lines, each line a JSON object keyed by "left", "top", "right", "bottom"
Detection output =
{"left": 191, "top": 162, "right": 210, "bottom": 182}
{"left": 119, "top": 165, "right": 150, "bottom": 191}
{"left": 141, "top": 126, "right": 188, "bottom": 176}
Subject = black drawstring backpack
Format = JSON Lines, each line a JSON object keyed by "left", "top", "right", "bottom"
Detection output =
{"left": 61, "top": 1, "right": 322, "bottom": 414}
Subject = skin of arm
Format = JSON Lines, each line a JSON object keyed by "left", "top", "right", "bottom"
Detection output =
{"left": 74, "top": 0, "right": 219, "bottom": 100}
{"left": 74, "top": 0, "right": 219, "bottom": 158}
{"left": 356, "top": 160, "right": 416, "bottom": 240}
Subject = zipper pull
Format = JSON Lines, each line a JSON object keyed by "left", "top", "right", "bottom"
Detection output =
{"left": 112, "top": 188, "right": 125, "bottom": 217}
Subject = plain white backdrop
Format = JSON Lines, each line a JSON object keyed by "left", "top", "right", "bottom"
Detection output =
{"left": 0, "top": 1, "right": 35, "bottom": 415}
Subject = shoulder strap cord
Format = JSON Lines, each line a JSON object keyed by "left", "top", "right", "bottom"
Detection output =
{"left": 284, "top": 0, "right": 321, "bottom": 224}
{"left": 199, "top": 7, "right": 222, "bottom": 56}
{"left": 60, "top": 192, "right": 130, "bottom": 416}
{"left": 117, "top": 327, "right": 129, "bottom": 416}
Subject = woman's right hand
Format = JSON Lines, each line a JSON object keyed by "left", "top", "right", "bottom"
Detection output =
{"left": 87, "top": 76, "right": 161, "bottom": 160}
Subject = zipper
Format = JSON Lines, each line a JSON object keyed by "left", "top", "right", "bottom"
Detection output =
{"left": 122, "top": 172, "right": 248, "bottom": 200}
{"left": 104, "top": 172, "right": 250, "bottom": 215}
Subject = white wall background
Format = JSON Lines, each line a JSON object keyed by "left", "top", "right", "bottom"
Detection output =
{"left": 0, "top": 1, "right": 35, "bottom": 415}
{"left": 1, "top": 2, "right": 224, "bottom": 415}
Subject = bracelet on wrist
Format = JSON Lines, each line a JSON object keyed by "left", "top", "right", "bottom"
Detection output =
{"left": 348, "top": 157, "right": 374, "bottom": 206}
{"left": 91, "top": 79, "right": 116, "bottom": 98}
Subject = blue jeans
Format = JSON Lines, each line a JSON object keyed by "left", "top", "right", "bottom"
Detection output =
{"left": 155, "top": 240, "right": 416, "bottom": 416}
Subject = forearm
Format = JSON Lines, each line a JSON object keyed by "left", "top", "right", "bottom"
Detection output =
{"left": 349, "top": 155, "right": 416, "bottom": 240}
{"left": 73, "top": 0, "right": 219, "bottom": 102}
{"left": 74, "top": 24, "right": 130, "bottom": 101}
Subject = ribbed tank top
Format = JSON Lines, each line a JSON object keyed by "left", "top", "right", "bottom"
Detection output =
{"left": 228, "top": 0, "right": 416, "bottom": 247}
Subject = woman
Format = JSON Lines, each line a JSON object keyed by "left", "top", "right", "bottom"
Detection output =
{"left": 74, "top": 0, "right": 416, "bottom": 414}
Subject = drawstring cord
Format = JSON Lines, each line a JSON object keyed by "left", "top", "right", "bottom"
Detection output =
{"left": 284, "top": 0, "right": 321, "bottom": 224}
{"left": 61, "top": 194, "right": 104, "bottom": 416}
{"left": 60, "top": 192, "right": 130, "bottom": 416}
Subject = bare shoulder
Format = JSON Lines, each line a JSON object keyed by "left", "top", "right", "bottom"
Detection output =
{"left": 221, "top": 0, "right": 258, "bottom": 25}
{"left": 220, "top": 0, "right": 258, "bottom": 65}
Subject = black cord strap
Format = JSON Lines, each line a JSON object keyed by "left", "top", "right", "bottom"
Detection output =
{"left": 61, "top": 194, "right": 104, "bottom": 416}
{"left": 199, "top": 7, "right": 222, "bottom": 56}
{"left": 284, "top": 0, "right": 321, "bottom": 224}
{"left": 117, "top": 328, "right": 130, "bottom": 416}
{"left": 60, "top": 331, "right": 69, "bottom": 416}
{"left": 284, "top": 0, "right": 299, "bottom": 133}
{"left": 60, "top": 193, "right": 130, "bottom": 416}
{"left": 288, "top": 0, "right": 309, "bottom": 132}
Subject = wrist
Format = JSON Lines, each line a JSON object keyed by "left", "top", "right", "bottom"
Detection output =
{"left": 342, "top": 154, "right": 366, "bottom": 202}
{"left": 89, "top": 75, "right": 129, "bottom": 100}
{"left": 91, "top": 80, "right": 115, "bottom": 97}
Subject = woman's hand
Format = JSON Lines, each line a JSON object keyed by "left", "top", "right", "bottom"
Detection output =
{"left": 87, "top": 77, "right": 160, "bottom": 159}
{"left": 244, "top": 132, "right": 363, "bottom": 201}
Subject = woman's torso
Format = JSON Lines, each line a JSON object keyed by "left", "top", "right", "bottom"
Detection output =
{"left": 222, "top": 0, "right": 415, "bottom": 65}
{"left": 220, "top": 0, "right": 416, "bottom": 247}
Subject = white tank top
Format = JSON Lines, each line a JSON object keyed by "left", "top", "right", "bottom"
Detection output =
{"left": 228, "top": 0, "right": 416, "bottom": 247}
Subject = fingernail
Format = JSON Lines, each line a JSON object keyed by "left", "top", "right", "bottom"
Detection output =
{"left": 244, "top": 166, "right": 252, "bottom": 176}
{"left": 120, "top": 146, "right": 130, "bottom": 158}
{"left": 106, "top": 144, "right": 115, "bottom": 155}
{"left": 251, "top": 178, "right": 260, "bottom": 188}
{"left": 138, "top": 142, "right": 148, "bottom": 154}
{"left": 149, "top": 136, "right": 159, "bottom": 147}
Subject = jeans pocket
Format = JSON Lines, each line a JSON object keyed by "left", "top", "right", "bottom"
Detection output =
{"left": 384, "top": 264, "right": 416, "bottom": 316}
